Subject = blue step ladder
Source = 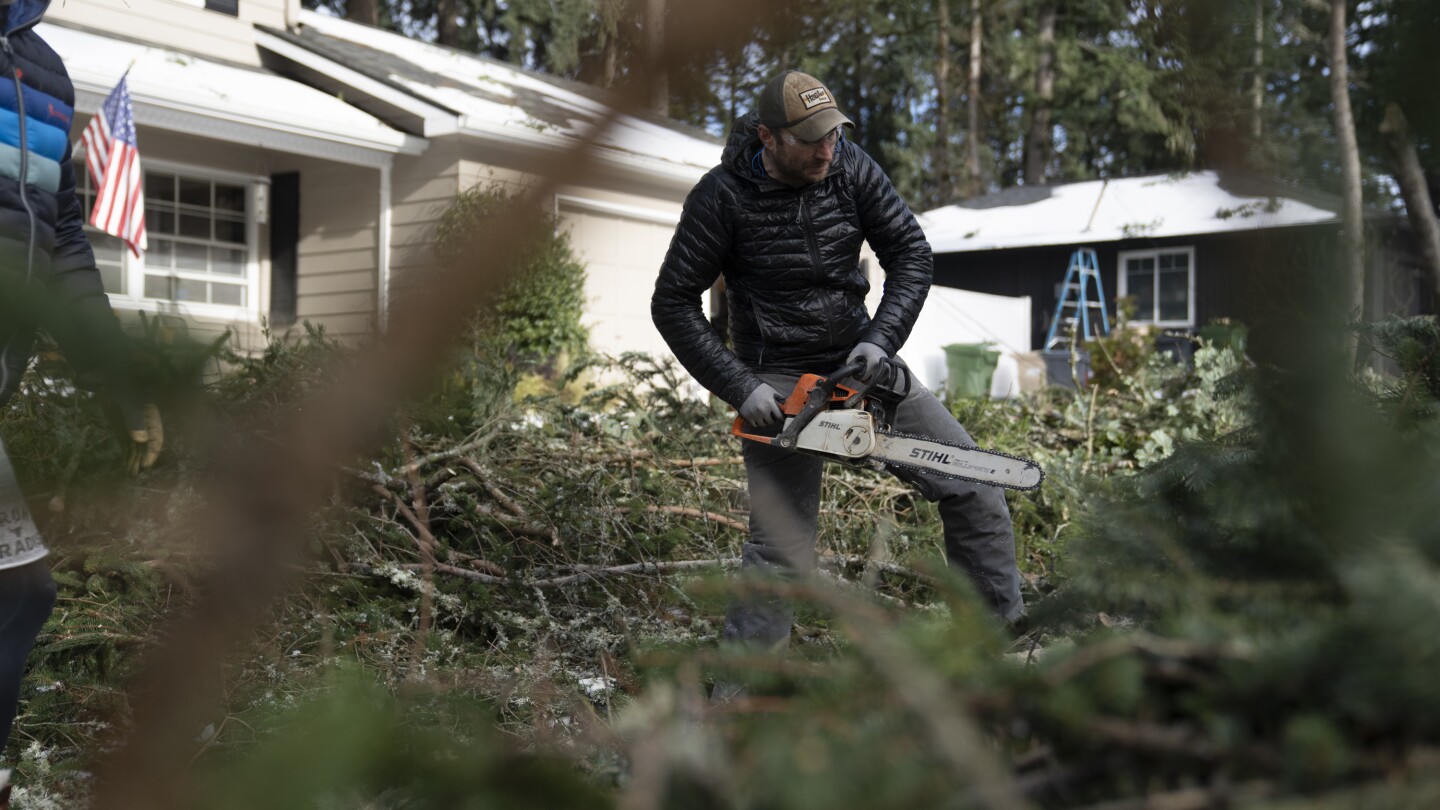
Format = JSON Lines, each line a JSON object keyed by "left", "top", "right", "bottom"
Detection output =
{"left": 1044, "top": 248, "right": 1111, "bottom": 349}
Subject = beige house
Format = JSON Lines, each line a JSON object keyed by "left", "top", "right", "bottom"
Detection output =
{"left": 45, "top": 0, "right": 723, "bottom": 359}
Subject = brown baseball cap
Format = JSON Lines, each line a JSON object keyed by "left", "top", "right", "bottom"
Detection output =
{"left": 758, "top": 70, "right": 854, "bottom": 142}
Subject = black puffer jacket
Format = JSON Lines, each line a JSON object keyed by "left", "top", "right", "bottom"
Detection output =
{"left": 652, "top": 113, "right": 931, "bottom": 409}
{"left": 0, "top": 0, "right": 132, "bottom": 408}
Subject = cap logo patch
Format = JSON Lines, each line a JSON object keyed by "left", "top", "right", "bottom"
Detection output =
{"left": 798, "top": 87, "right": 831, "bottom": 110}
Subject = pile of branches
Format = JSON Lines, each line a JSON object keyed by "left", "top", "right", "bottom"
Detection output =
{"left": 12, "top": 317, "right": 1440, "bottom": 809}
{"left": 333, "top": 351, "right": 961, "bottom": 687}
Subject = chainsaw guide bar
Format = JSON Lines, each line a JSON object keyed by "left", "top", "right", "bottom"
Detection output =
{"left": 730, "top": 360, "right": 1044, "bottom": 492}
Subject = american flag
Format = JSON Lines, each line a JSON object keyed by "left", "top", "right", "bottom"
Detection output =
{"left": 80, "top": 75, "right": 147, "bottom": 258}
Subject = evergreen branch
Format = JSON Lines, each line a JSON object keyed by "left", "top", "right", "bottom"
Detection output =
{"left": 614, "top": 504, "right": 749, "bottom": 532}
{"left": 1065, "top": 780, "right": 1276, "bottom": 810}
{"left": 1040, "top": 632, "right": 1253, "bottom": 688}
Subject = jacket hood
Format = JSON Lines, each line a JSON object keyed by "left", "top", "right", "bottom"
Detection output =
{"left": 721, "top": 112, "right": 764, "bottom": 183}
{"left": 721, "top": 110, "right": 851, "bottom": 189}
{"left": 3, "top": 0, "right": 51, "bottom": 36}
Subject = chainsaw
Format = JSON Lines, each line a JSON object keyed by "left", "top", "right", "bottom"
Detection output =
{"left": 730, "top": 360, "right": 1044, "bottom": 491}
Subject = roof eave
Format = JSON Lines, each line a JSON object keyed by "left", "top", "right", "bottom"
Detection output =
{"left": 257, "top": 29, "right": 461, "bottom": 139}
{"left": 72, "top": 82, "right": 426, "bottom": 168}
{"left": 930, "top": 217, "right": 1344, "bottom": 254}
{"left": 456, "top": 118, "right": 706, "bottom": 188}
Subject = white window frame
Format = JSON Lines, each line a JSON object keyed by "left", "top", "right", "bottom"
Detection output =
{"left": 81, "top": 158, "right": 265, "bottom": 324}
{"left": 1116, "top": 246, "right": 1196, "bottom": 329}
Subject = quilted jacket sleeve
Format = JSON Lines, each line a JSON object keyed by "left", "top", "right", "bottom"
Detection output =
{"left": 651, "top": 171, "right": 762, "bottom": 410}
{"left": 46, "top": 138, "right": 141, "bottom": 408}
{"left": 850, "top": 145, "right": 932, "bottom": 356}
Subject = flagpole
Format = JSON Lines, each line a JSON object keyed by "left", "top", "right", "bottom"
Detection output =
{"left": 80, "top": 60, "right": 149, "bottom": 258}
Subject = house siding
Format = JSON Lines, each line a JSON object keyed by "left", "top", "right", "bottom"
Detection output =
{"left": 932, "top": 226, "right": 1350, "bottom": 355}
{"left": 387, "top": 144, "right": 463, "bottom": 293}
{"left": 45, "top": 0, "right": 290, "bottom": 68}
{"left": 284, "top": 160, "right": 380, "bottom": 337}
{"left": 71, "top": 124, "right": 391, "bottom": 348}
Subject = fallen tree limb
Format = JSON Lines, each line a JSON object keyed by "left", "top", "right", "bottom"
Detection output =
{"left": 1085, "top": 717, "right": 1217, "bottom": 759}
{"left": 616, "top": 504, "right": 748, "bottom": 532}
{"left": 392, "top": 558, "right": 735, "bottom": 587}
{"left": 823, "top": 554, "right": 944, "bottom": 588}
{"left": 1065, "top": 780, "right": 1274, "bottom": 810}
{"left": 1041, "top": 632, "right": 1252, "bottom": 688}
{"left": 528, "top": 558, "right": 738, "bottom": 587}
{"left": 460, "top": 458, "right": 527, "bottom": 517}
{"left": 395, "top": 432, "right": 498, "bottom": 476}
{"left": 598, "top": 449, "right": 744, "bottom": 468}
{"left": 386, "top": 554, "right": 942, "bottom": 599}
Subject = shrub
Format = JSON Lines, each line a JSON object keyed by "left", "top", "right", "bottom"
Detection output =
{"left": 432, "top": 184, "right": 589, "bottom": 374}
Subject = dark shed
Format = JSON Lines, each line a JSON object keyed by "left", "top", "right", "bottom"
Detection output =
{"left": 919, "top": 172, "right": 1428, "bottom": 355}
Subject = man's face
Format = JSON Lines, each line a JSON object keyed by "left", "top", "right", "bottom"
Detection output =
{"left": 760, "top": 125, "right": 840, "bottom": 186}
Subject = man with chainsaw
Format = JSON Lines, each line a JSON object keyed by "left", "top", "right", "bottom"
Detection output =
{"left": 652, "top": 71, "right": 1025, "bottom": 672}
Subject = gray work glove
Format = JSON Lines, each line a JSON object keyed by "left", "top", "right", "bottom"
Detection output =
{"left": 846, "top": 341, "right": 888, "bottom": 382}
{"left": 739, "top": 383, "right": 785, "bottom": 427}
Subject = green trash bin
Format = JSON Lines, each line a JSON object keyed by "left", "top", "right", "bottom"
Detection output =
{"left": 944, "top": 343, "right": 1001, "bottom": 399}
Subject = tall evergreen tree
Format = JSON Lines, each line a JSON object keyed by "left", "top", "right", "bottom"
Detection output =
{"left": 1022, "top": 3, "right": 1056, "bottom": 185}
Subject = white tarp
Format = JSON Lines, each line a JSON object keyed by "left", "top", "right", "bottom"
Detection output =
{"left": 895, "top": 286, "right": 1031, "bottom": 395}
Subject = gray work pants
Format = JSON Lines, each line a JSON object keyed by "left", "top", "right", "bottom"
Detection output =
{"left": 722, "top": 371, "right": 1024, "bottom": 648}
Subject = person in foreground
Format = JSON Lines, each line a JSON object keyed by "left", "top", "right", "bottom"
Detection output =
{"left": 652, "top": 70, "right": 1024, "bottom": 700}
{"left": 0, "top": 0, "right": 162, "bottom": 801}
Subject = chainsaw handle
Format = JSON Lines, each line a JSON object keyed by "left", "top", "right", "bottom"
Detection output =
{"left": 769, "top": 360, "right": 865, "bottom": 449}
{"left": 731, "top": 415, "right": 779, "bottom": 445}
{"left": 842, "top": 358, "right": 911, "bottom": 409}
{"left": 731, "top": 360, "right": 870, "bottom": 448}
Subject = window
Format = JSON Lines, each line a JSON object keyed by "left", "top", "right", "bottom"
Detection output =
{"left": 1117, "top": 247, "right": 1194, "bottom": 327}
{"left": 79, "top": 164, "right": 258, "bottom": 318}
{"left": 204, "top": 0, "right": 239, "bottom": 16}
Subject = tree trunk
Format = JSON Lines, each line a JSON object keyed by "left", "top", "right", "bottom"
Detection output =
{"left": 1023, "top": 5, "right": 1056, "bottom": 186}
{"left": 345, "top": 0, "right": 377, "bottom": 26}
{"left": 1381, "top": 103, "right": 1440, "bottom": 295}
{"left": 599, "top": 37, "right": 618, "bottom": 88}
{"left": 934, "top": 0, "right": 953, "bottom": 205}
{"left": 1251, "top": 0, "right": 1264, "bottom": 139}
{"left": 436, "top": 0, "right": 460, "bottom": 48}
{"left": 646, "top": 0, "right": 668, "bottom": 116}
{"left": 1328, "top": 0, "right": 1366, "bottom": 323}
{"left": 964, "top": 0, "right": 983, "bottom": 197}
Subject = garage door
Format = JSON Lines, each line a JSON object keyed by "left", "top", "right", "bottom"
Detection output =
{"left": 559, "top": 198, "right": 708, "bottom": 361}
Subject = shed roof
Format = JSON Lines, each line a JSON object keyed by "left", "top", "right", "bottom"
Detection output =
{"left": 919, "top": 171, "right": 1339, "bottom": 254}
{"left": 261, "top": 11, "right": 723, "bottom": 185}
{"left": 42, "top": 21, "right": 423, "bottom": 166}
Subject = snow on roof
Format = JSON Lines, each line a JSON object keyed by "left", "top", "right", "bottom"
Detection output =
{"left": 41, "top": 22, "right": 418, "bottom": 157}
{"left": 919, "top": 171, "right": 1338, "bottom": 254}
{"left": 288, "top": 10, "right": 722, "bottom": 182}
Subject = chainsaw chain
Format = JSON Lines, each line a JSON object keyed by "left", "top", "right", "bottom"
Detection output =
{"left": 870, "top": 428, "right": 1046, "bottom": 492}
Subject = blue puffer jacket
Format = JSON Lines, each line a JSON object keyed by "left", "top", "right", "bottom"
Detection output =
{"left": 0, "top": 0, "right": 130, "bottom": 409}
